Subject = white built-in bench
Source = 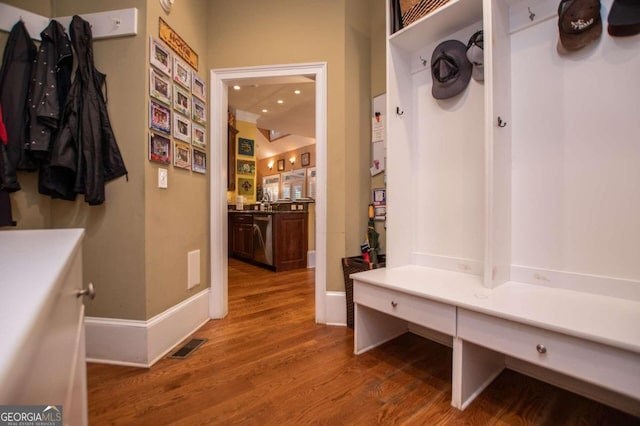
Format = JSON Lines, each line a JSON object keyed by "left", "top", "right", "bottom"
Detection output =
{"left": 351, "top": 266, "right": 640, "bottom": 416}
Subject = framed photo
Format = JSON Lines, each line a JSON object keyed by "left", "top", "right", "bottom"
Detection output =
{"left": 150, "top": 68, "right": 171, "bottom": 105}
{"left": 237, "top": 178, "right": 254, "bottom": 196}
{"left": 192, "top": 123, "right": 206, "bottom": 149}
{"left": 173, "top": 114, "right": 191, "bottom": 142}
{"left": 173, "top": 84, "right": 191, "bottom": 116}
{"left": 373, "top": 188, "right": 386, "bottom": 205}
{"left": 237, "top": 159, "right": 255, "bottom": 175}
{"left": 192, "top": 97, "right": 206, "bottom": 124}
{"left": 192, "top": 74, "right": 205, "bottom": 100}
{"left": 149, "top": 100, "right": 171, "bottom": 134}
{"left": 277, "top": 159, "right": 285, "bottom": 171}
{"left": 192, "top": 149, "right": 206, "bottom": 174}
{"left": 173, "top": 141, "right": 191, "bottom": 169}
{"left": 301, "top": 152, "right": 311, "bottom": 167}
{"left": 150, "top": 36, "right": 172, "bottom": 75}
{"left": 173, "top": 57, "right": 191, "bottom": 89}
{"left": 148, "top": 132, "right": 171, "bottom": 164}
{"left": 237, "top": 138, "right": 254, "bottom": 156}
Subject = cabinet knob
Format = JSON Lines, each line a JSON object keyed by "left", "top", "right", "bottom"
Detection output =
{"left": 390, "top": 300, "right": 398, "bottom": 308}
{"left": 76, "top": 282, "right": 96, "bottom": 300}
{"left": 536, "top": 344, "right": 547, "bottom": 354}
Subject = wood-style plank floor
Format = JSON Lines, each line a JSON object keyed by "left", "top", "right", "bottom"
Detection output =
{"left": 87, "top": 259, "right": 640, "bottom": 425}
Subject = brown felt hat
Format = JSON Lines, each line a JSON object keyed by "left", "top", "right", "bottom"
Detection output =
{"left": 608, "top": 0, "right": 640, "bottom": 36}
{"left": 558, "top": 0, "right": 602, "bottom": 52}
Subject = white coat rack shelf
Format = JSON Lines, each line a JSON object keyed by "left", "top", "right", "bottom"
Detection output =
{"left": 0, "top": 3, "right": 137, "bottom": 41}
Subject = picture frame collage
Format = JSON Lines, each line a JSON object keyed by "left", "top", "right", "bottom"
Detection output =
{"left": 236, "top": 138, "right": 256, "bottom": 196}
{"left": 149, "top": 36, "right": 207, "bottom": 174}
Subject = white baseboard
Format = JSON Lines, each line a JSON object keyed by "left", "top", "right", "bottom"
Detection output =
{"left": 85, "top": 289, "right": 210, "bottom": 368}
{"left": 307, "top": 250, "right": 316, "bottom": 268}
{"left": 510, "top": 265, "right": 640, "bottom": 302}
{"left": 325, "top": 291, "right": 347, "bottom": 326}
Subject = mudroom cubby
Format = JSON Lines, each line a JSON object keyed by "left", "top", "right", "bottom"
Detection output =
{"left": 352, "top": 0, "right": 640, "bottom": 415}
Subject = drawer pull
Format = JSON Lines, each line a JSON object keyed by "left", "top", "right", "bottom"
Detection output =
{"left": 76, "top": 282, "right": 96, "bottom": 300}
{"left": 390, "top": 300, "right": 398, "bottom": 308}
{"left": 536, "top": 344, "right": 547, "bottom": 354}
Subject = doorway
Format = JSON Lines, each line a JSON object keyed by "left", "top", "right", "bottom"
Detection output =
{"left": 209, "top": 63, "right": 327, "bottom": 323}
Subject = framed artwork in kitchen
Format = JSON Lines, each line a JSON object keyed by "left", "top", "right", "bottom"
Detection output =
{"left": 237, "top": 138, "right": 254, "bottom": 156}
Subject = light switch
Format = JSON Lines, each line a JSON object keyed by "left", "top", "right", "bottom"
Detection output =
{"left": 158, "top": 168, "right": 168, "bottom": 188}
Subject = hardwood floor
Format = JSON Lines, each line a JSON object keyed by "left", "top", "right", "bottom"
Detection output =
{"left": 87, "top": 259, "right": 639, "bottom": 425}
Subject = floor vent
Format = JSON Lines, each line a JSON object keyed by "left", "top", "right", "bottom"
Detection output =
{"left": 168, "top": 338, "right": 207, "bottom": 359}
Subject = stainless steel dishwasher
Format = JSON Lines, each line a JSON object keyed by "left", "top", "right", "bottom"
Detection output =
{"left": 253, "top": 214, "right": 273, "bottom": 266}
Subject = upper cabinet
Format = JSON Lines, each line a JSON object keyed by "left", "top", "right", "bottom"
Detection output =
{"left": 385, "top": 0, "right": 640, "bottom": 295}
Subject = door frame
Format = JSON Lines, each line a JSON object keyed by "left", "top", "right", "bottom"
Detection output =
{"left": 209, "top": 62, "right": 328, "bottom": 323}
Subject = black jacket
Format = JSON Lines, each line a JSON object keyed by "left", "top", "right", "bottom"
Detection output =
{"left": 27, "top": 20, "right": 73, "bottom": 198}
{"left": 51, "top": 15, "right": 127, "bottom": 205}
{"left": 0, "top": 21, "right": 36, "bottom": 192}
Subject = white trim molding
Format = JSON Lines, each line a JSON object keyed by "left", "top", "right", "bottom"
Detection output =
{"left": 325, "top": 291, "right": 347, "bottom": 326}
{"left": 85, "top": 289, "right": 210, "bottom": 367}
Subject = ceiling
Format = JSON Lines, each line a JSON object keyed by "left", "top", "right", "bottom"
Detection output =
{"left": 227, "top": 75, "right": 316, "bottom": 159}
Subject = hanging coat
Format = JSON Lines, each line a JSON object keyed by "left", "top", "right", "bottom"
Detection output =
{"left": 26, "top": 20, "right": 73, "bottom": 198}
{"left": 51, "top": 15, "right": 127, "bottom": 205}
{"left": 0, "top": 21, "right": 37, "bottom": 193}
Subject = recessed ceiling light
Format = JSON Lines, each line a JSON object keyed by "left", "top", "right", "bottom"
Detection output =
{"left": 277, "top": 99, "right": 284, "bottom": 104}
{"left": 262, "top": 109, "right": 268, "bottom": 113}
{"left": 233, "top": 85, "right": 241, "bottom": 90}
{"left": 294, "top": 89, "right": 301, "bottom": 94}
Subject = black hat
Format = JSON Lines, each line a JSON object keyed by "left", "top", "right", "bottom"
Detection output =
{"left": 466, "top": 30, "right": 484, "bottom": 82}
{"left": 608, "top": 0, "right": 640, "bottom": 36}
{"left": 557, "top": 0, "right": 602, "bottom": 52}
{"left": 431, "top": 40, "right": 472, "bottom": 100}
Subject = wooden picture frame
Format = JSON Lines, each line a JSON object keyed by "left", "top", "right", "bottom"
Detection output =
{"left": 301, "top": 152, "right": 311, "bottom": 167}
{"left": 237, "top": 138, "right": 254, "bottom": 156}
{"left": 148, "top": 132, "right": 171, "bottom": 164}
{"left": 173, "top": 141, "right": 191, "bottom": 169}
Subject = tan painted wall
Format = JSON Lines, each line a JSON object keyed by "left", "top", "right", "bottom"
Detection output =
{"left": 207, "top": 0, "right": 372, "bottom": 291}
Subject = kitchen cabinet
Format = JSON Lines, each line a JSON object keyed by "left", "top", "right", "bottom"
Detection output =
{"left": 229, "top": 211, "right": 308, "bottom": 271}
{"left": 229, "top": 213, "right": 253, "bottom": 260}
{"left": 274, "top": 212, "right": 308, "bottom": 271}
{"left": 227, "top": 125, "right": 238, "bottom": 190}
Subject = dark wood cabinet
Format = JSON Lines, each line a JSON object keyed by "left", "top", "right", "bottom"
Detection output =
{"left": 229, "top": 213, "right": 253, "bottom": 260}
{"left": 274, "top": 213, "right": 308, "bottom": 271}
{"left": 227, "top": 125, "right": 238, "bottom": 190}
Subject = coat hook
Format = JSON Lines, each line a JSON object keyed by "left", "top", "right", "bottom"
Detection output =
{"left": 396, "top": 107, "right": 404, "bottom": 116}
{"left": 497, "top": 116, "right": 507, "bottom": 127}
{"left": 528, "top": 6, "right": 535, "bottom": 21}
{"left": 419, "top": 56, "right": 427, "bottom": 67}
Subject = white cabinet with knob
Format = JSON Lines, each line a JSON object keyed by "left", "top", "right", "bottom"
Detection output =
{"left": 353, "top": 0, "right": 640, "bottom": 416}
{"left": 0, "top": 229, "right": 88, "bottom": 426}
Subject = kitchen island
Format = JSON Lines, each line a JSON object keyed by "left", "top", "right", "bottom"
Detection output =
{"left": 228, "top": 208, "right": 308, "bottom": 272}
